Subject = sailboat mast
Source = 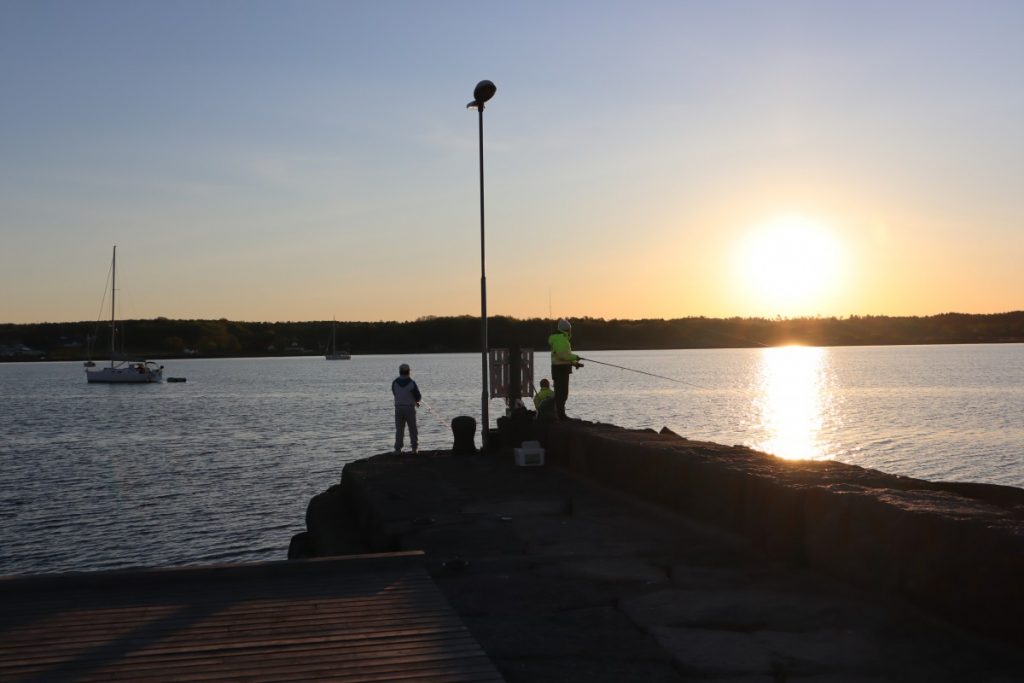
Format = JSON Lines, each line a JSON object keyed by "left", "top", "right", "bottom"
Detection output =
{"left": 110, "top": 246, "right": 116, "bottom": 366}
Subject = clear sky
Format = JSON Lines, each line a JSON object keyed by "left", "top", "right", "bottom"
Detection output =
{"left": 2, "top": 1, "right": 1022, "bottom": 324}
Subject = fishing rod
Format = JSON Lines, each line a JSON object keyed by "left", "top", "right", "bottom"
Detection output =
{"left": 577, "top": 357, "right": 712, "bottom": 391}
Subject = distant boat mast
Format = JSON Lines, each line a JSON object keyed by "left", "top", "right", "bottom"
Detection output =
{"left": 109, "top": 245, "right": 116, "bottom": 366}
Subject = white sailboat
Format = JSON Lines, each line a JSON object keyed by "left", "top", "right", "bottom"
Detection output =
{"left": 325, "top": 319, "right": 350, "bottom": 360}
{"left": 85, "top": 246, "right": 164, "bottom": 383}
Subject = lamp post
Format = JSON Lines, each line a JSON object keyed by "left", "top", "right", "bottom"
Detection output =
{"left": 467, "top": 79, "right": 496, "bottom": 450}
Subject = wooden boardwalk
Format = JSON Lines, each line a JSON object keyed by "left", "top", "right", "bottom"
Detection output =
{"left": 0, "top": 551, "right": 503, "bottom": 682}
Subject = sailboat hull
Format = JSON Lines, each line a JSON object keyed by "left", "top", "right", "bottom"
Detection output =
{"left": 86, "top": 364, "right": 163, "bottom": 383}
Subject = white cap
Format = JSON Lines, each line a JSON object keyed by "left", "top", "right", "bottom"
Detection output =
{"left": 399, "top": 363, "right": 410, "bottom": 373}
{"left": 557, "top": 318, "right": 571, "bottom": 332}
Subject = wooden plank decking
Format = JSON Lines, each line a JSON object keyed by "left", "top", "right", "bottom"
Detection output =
{"left": 0, "top": 551, "right": 503, "bottom": 682}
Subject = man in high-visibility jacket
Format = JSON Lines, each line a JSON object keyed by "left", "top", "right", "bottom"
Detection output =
{"left": 548, "top": 319, "right": 583, "bottom": 420}
{"left": 533, "top": 378, "right": 557, "bottom": 422}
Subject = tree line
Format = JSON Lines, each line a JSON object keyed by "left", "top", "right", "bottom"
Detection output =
{"left": 2, "top": 311, "right": 1023, "bottom": 360}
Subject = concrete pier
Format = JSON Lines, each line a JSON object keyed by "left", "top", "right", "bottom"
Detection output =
{"left": 298, "top": 421, "right": 1024, "bottom": 682}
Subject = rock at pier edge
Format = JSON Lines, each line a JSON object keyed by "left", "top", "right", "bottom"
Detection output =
{"left": 291, "top": 420, "right": 1024, "bottom": 682}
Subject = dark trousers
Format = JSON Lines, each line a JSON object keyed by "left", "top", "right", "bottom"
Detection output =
{"left": 395, "top": 405, "right": 418, "bottom": 451}
{"left": 552, "top": 364, "right": 571, "bottom": 419}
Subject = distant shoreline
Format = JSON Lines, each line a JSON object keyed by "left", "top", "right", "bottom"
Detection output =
{"left": 3, "top": 339, "right": 1024, "bottom": 364}
{"left": 2, "top": 312, "right": 1023, "bottom": 361}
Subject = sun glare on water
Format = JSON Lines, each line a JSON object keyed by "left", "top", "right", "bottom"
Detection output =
{"left": 734, "top": 216, "right": 845, "bottom": 316}
{"left": 753, "top": 345, "right": 836, "bottom": 461}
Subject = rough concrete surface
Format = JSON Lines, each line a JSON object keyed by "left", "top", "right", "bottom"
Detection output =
{"left": 545, "top": 421, "right": 1024, "bottom": 645}
{"left": 306, "top": 422, "right": 1024, "bottom": 682}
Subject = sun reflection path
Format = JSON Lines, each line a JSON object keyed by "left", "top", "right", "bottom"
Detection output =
{"left": 753, "top": 346, "right": 835, "bottom": 461}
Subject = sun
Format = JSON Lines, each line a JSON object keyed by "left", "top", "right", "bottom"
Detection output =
{"left": 734, "top": 216, "right": 845, "bottom": 316}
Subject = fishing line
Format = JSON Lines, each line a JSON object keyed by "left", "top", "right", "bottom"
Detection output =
{"left": 417, "top": 400, "right": 451, "bottom": 430}
{"left": 709, "top": 332, "right": 771, "bottom": 348}
{"left": 669, "top": 327, "right": 771, "bottom": 349}
{"left": 577, "top": 357, "right": 712, "bottom": 391}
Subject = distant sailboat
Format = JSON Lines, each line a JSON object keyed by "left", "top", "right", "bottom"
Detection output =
{"left": 85, "top": 246, "right": 164, "bottom": 383}
{"left": 325, "top": 319, "right": 350, "bottom": 360}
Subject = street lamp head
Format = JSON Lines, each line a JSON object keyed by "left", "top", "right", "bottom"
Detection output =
{"left": 474, "top": 80, "right": 496, "bottom": 102}
{"left": 466, "top": 80, "right": 496, "bottom": 110}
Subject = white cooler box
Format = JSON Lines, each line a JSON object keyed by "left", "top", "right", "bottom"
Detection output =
{"left": 514, "top": 440, "right": 545, "bottom": 467}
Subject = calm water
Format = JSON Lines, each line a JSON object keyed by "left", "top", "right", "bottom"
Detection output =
{"left": 1, "top": 344, "right": 1022, "bottom": 576}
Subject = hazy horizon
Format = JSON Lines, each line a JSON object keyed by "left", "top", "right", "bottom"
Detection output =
{"left": 3, "top": 2, "right": 1022, "bottom": 324}
{"left": 5, "top": 309, "right": 1024, "bottom": 328}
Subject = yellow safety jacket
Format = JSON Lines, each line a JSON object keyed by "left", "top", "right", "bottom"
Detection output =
{"left": 533, "top": 386, "right": 555, "bottom": 410}
{"left": 548, "top": 331, "right": 579, "bottom": 366}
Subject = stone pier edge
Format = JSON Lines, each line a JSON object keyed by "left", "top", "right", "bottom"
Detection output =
{"left": 311, "top": 421, "right": 1023, "bottom": 646}
{"left": 541, "top": 422, "right": 1023, "bottom": 645}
